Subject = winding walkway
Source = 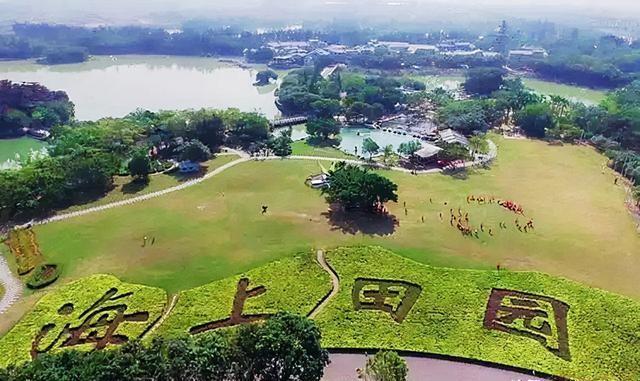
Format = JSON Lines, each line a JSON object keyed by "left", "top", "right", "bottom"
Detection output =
{"left": 0, "top": 256, "right": 23, "bottom": 315}
{"left": 308, "top": 250, "right": 340, "bottom": 319}
{"left": 27, "top": 141, "right": 496, "bottom": 227}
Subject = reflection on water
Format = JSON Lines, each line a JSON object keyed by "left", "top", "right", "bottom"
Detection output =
{"left": 277, "top": 125, "right": 416, "bottom": 156}
{"left": 0, "top": 55, "right": 281, "bottom": 121}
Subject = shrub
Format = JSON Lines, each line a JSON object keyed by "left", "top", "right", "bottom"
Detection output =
{"left": 25, "top": 264, "right": 60, "bottom": 289}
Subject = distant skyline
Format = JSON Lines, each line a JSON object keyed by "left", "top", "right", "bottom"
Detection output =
{"left": 1, "top": 0, "right": 640, "bottom": 30}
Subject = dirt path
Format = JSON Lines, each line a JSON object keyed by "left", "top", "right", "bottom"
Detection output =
{"left": 309, "top": 250, "right": 340, "bottom": 319}
{"left": 0, "top": 256, "right": 23, "bottom": 315}
{"left": 144, "top": 294, "right": 179, "bottom": 338}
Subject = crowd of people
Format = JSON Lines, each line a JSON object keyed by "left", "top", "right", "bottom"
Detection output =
{"left": 466, "top": 194, "right": 525, "bottom": 215}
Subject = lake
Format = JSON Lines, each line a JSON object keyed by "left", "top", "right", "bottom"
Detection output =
{"left": 0, "top": 137, "right": 47, "bottom": 169}
{"left": 0, "top": 55, "right": 282, "bottom": 121}
{"left": 279, "top": 124, "right": 416, "bottom": 156}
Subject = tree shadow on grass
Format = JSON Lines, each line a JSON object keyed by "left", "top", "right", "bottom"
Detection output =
{"left": 322, "top": 206, "right": 399, "bottom": 236}
{"left": 121, "top": 178, "right": 150, "bottom": 195}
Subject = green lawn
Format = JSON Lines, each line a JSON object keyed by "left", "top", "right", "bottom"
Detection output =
{"left": 0, "top": 137, "right": 46, "bottom": 167}
{"left": 522, "top": 78, "right": 606, "bottom": 105}
{"left": 291, "top": 140, "right": 354, "bottom": 159}
{"left": 316, "top": 246, "right": 640, "bottom": 381}
{"left": 58, "top": 154, "right": 239, "bottom": 214}
{"left": 408, "top": 74, "right": 607, "bottom": 105}
{"left": 26, "top": 135, "right": 640, "bottom": 300}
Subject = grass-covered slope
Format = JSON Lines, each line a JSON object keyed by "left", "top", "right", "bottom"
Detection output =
{"left": 0, "top": 274, "right": 167, "bottom": 368}
{"left": 315, "top": 246, "right": 640, "bottom": 381}
{"left": 155, "top": 252, "right": 331, "bottom": 338}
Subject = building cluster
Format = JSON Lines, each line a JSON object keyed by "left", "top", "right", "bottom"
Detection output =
{"left": 261, "top": 38, "right": 547, "bottom": 69}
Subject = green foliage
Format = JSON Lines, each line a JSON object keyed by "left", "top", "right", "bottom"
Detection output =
{"left": 468, "top": 135, "right": 489, "bottom": 155}
{"left": 155, "top": 253, "right": 331, "bottom": 339}
{"left": 515, "top": 103, "right": 556, "bottom": 138}
{"left": 315, "top": 246, "right": 640, "bottom": 381}
{"left": 0, "top": 80, "right": 74, "bottom": 137}
{"left": 39, "top": 47, "right": 88, "bottom": 65}
{"left": 270, "top": 129, "right": 293, "bottom": 157}
{"left": 397, "top": 141, "right": 422, "bottom": 157}
{"left": 463, "top": 67, "right": 505, "bottom": 96}
{"left": 306, "top": 118, "right": 341, "bottom": 140}
{"left": 178, "top": 139, "right": 211, "bottom": 163}
{"left": 3, "top": 314, "right": 326, "bottom": 381}
{"left": 127, "top": 148, "right": 152, "bottom": 179}
{"left": 322, "top": 162, "right": 398, "bottom": 211}
{"left": 189, "top": 109, "right": 226, "bottom": 149}
{"left": 25, "top": 264, "right": 60, "bottom": 289}
{"left": 436, "top": 100, "right": 490, "bottom": 134}
{"left": 0, "top": 274, "right": 167, "bottom": 368}
{"left": 255, "top": 69, "right": 278, "bottom": 86}
{"left": 437, "top": 142, "right": 471, "bottom": 162}
{"left": 234, "top": 312, "right": 329, "bottom": 381}
{"left": 362, "top": 137, "right": 380, "bottom": 159}
{"left": 365, "top": 350, "right": 408, "bottom": 381}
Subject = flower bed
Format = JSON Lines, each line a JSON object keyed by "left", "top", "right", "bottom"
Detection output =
{"left": 5, "top": 228, "right": 43, "bottom": 275}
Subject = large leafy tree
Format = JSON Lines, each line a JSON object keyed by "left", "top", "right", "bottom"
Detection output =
{"left": 178, "top": 139, "right": 211, "bottom": 162}
{"left": 436, "top": 100, "right": 490, "bottom": 134}
{"left": 397, "top": 141, "right": 422, "bottom": 157}
{"left": 190, "top": 109, "right": 226, "bottom": 149}
{"left": 128, "top": 148, "right": 152, "bottom": 180}
{"left": 515, "top": 102, "right": 556, "bottom": 138}
{"left": 362, "top": 137, "right": 380, "bottom": 159}
{"left": 463, "top": 67, "right": 505, "bottom": 96}
{"left": 365, "top": 350, "right": 408, "bottom": 381}
{"left": 270, "top": 128, "right": 293, "bottom": 157}
{"left": 306, "top": 118, "right": 341, "bottom": 140}
{"left": 233, "top": 312, "right": 329, "bottom": 381}
{"left": 322, "top": 162, "right": 398, "bottom": 211}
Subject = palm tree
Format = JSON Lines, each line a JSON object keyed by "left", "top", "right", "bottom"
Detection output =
{"left": 382, "top": 144, "right": 394, "bottom": 164}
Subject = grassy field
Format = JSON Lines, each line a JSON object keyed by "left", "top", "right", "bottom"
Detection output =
{"left": 408, "top": 74, "right": 607, "bottom": 104}
{"left": 0, "top": 274, "right": 167, "bottom": 367}
{"left": 522, "top": 78, "right": 606, "bottom": 105}
{"left": 58, "top": 154, "right": 239, "bottom": 214}
{"left": 24, "top": 135, "right": 640, "bottom": 300}
{"left": 291, "top": 140, "right": 354, "bottom": 159}
{"left": 316, "top": 246, "right": 640, "bottom": 381}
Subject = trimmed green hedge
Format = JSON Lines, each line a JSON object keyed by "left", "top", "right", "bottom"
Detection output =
{"left": 314, "top": 246, "right": 640, "bottom": 381}
{"left": 155, "top": 252, "right": 331, "bottom": 339}
{"left": 0, "top": 274, "right": 167, "bottom": 368}
{"left": 25, "top": 264, "right": 60, "bottom": 289}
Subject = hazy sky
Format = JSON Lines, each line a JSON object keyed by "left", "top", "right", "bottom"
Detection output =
{"left": 1, "top": 0, "right": 640, "bottom": 28}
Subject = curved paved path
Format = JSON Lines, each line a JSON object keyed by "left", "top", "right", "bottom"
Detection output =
{"left": 309, "top": 250, "right": 340, "bottom": 319}
{"left": 28, "top": 141, "right": 496, "bottom": 227}
{"left": 323, "top": 353, "right": 551, "bottom": 381}
{"left": 0, "top": 256, "right": 23, "bottom": 315}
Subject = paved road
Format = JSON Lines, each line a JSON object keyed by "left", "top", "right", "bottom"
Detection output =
{"left": 0, "top": 256, "right": 22, "bottom": 315}
{"left": 323, "top": 353, "right": 551, "bottom": 381}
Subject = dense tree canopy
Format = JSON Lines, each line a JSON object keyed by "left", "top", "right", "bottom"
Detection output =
{"left": 323, "top": 162, "right": 398, "bottom": 211}
{"left": 463, "top": 67, "right": 505, "bottom": 96}
{"left": 515, "top": 103, "right": 556, "bottom": 138}
{"left": 0, "top": 80, "right": 74, "bottom": 137}
{"left": 0, "top": 313, "right": 329, "bottom": 381}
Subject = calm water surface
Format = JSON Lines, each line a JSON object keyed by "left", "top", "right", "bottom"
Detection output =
{"left": 0, "top": 55, "right": 281, "bottom": 121}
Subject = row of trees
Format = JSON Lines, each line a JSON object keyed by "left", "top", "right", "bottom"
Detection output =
{"left": 0, "top": 107, "right": 273, "bottom": 222}
{"left": 0, "top": 313, "right": 330, "bottom": 381}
